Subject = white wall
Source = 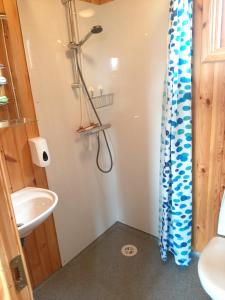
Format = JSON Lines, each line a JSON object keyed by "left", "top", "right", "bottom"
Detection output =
{"left": 76, "top": 0, "right": 169, "bottom": 235}
{"left": 17, "top": 0, "right": 168, "bottom": 265}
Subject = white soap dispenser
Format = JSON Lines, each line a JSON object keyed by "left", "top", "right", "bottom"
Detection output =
{"left": 28, "top": 137, "right": 51, "bottom": 167}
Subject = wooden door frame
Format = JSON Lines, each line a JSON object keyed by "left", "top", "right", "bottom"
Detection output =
{"left": 0, "top": 1, "right": 34, "bottom": 298}
{"left": 0, "top": 149, "right": 33, "bottom": 300}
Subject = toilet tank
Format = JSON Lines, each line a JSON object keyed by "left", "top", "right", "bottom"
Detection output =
{"left": 218, "top": 190, "right": 225, "bottom": 236}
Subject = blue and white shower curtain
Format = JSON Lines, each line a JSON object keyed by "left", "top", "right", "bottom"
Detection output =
{"left": 159, "top": 0, "right": 193, "bottom": 266}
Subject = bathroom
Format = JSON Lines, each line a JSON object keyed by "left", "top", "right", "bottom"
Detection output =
{"left": 0, "top": 0, "right": 223, "bottom": 299}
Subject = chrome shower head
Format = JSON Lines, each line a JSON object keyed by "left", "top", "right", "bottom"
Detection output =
{"left": 91, "top": 25, "right": 103, "bottom": 34}
{"left": 77, "top": 25, "right": 103, "bottom": 47}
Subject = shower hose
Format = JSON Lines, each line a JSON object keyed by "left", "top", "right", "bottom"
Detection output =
{"left": 75, "top": 49, "right": 113, "bottom": 174}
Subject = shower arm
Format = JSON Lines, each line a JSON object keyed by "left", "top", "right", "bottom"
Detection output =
{"left": 69, "top": 26, "right": 103, "bottom": 49}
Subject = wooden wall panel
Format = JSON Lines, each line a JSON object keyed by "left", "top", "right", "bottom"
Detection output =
{"left": 0, "top": 0, "right": 4, "bottom": 14}
{"left": 1, "top": 128, "right": 24, "bottom": 191}
{"left": 0, "top": 0, "right": 61, "bottom": 288}
{"left": 193, "top": 0, "right": 225, "bottom": 251}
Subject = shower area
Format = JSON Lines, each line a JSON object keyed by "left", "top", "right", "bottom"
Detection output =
{"left": 17, "top": 0, "right": 168, "bottom": 267}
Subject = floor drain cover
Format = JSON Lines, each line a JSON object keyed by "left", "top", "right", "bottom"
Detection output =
{"left": 121, "top": 245, "right": 138, "bottom": 257}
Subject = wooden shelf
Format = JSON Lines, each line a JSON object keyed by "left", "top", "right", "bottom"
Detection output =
{"left": 0, "top": 118, "right": 36, "bottom": 129}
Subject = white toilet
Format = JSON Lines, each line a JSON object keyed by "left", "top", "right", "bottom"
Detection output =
{"left": 198, "top": 192, "right": 225, "bottom": 300}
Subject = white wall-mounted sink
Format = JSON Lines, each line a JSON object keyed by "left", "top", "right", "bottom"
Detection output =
{"left": 11, "top": 187, "right": 58, "bottom": 238}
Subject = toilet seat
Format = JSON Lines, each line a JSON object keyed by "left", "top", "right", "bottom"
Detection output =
{"left": 198, "top": 237, "right": 225, "bottom": 300}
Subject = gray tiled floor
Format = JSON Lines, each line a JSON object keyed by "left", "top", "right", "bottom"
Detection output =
{"left": 34, "top": 223, "right": 209, "bottom": 300}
